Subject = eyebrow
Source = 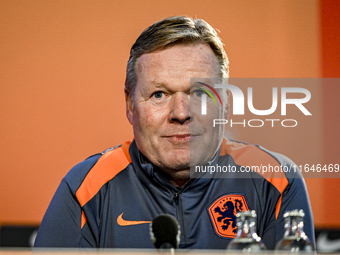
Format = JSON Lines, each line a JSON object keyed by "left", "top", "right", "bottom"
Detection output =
{"left": 146, "top": 80, "right": 191, "bottom": 93}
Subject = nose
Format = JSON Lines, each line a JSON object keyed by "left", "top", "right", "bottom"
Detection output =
{"left": 168, "top": 93, "right": 191, "bottom": 124}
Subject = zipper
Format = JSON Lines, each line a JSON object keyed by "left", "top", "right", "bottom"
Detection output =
{"left": 173, "top": 192, "right": 185, "bottom": 245}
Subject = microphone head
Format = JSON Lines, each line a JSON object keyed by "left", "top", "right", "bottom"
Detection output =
{"left": 150, "top": 214, "right": 181, "bottom": 249}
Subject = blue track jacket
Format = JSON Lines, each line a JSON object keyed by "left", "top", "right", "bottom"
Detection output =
{"left": 34, "top": 139, "right": 315, "bottom": 249}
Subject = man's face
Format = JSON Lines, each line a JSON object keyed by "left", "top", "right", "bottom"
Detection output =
{"left": 126, "top": 43, "right": 226, "bottom": 184}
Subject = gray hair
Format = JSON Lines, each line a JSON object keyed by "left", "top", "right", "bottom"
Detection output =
{"left": 124, "top": 16, "right": 229, "bottom": 100}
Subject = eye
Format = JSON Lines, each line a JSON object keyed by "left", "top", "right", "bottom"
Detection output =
{"left": 194, "top": 90, "right": 204, "bottom": 97}
{"left": 192, "top": 89, "right": 208, "bottom": 98}
{"left": 153, "top": 91, "right": 164, "bottom": 99}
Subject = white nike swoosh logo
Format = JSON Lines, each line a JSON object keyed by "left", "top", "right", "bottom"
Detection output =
{"left": 317, "top": 231, "right": 340, "bottom": 253}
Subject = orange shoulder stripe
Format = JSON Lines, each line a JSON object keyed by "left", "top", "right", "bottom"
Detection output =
{"left": 76, "top": 141, "right": 132, "bottom": 228}
{"left": 220, "top": 138, "right": 288, "bottom": 219}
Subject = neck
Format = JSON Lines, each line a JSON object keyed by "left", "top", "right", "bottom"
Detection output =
{"left": 170, "top": 178, "right": 190, "bottom": 188}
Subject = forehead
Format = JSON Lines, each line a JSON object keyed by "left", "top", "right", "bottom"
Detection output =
{"left": 135, "top": 43, "right": 220, "bottom": 84}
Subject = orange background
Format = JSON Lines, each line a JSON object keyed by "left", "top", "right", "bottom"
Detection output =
{"left": 0, "top": 0, "right": 339, "bottom": 228}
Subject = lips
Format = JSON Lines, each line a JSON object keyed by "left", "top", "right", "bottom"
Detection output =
{"left": 165, "top": 134, "right": 191, "bottom": 141}
{"left": 163, "top": 133, "right": 203, "bottom": 142}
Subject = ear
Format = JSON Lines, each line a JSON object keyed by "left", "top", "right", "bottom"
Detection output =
{"left": 125, "top": 88, "right": 134, "bottom": 125}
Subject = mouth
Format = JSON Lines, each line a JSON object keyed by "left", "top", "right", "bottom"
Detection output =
{"left": 164, "top": 133, "right": 201, "bottom": 142}
{"left": 165, "top": 134, "right": 191, "bottom": 141}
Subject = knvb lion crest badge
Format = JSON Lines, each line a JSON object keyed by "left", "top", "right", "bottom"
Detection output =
{"left": 208, "top": 194, "right": 249, "bottom": 238}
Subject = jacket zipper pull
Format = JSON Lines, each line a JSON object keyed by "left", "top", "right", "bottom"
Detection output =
{"left": 173, "top": 192, "right": 179, "bottom": 203}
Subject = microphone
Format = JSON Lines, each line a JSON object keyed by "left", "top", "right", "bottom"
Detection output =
{"left": 150, "top": 214, "right": 181, "bottom": 250}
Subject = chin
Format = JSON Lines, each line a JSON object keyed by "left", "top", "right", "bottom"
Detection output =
{"left": 164, "top": 160, "right": 190, "bottom": 171}
{"left": 165, "top": 151, "right": 190, "bottom": 166}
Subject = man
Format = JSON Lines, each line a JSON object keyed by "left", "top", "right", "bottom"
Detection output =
{"left": 34, "top": 16, "right": 315, "bottom": 249}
